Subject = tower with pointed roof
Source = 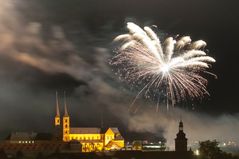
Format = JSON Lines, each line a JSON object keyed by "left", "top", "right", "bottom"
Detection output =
{"left": 54, "top": 91, "right": 61, "bottom": 127}
{"left": 175, "top": 120, "right": 188, "bottom": 151}
{"left": 54, "top": 91, "right": 62, "bottom": 140}
{"left": 51, "top": 92, "right": 124, "bottom": 151}
{"left": 63, "top": 92, "right": 70, "bottom": 141}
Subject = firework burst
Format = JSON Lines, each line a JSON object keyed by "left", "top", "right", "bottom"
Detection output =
{"left": 110, "top": 22, "right": 216, "bottom": 111}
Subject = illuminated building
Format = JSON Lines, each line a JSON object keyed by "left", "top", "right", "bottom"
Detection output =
{"left": 0, "top": 115, "right": 194, "bottom": 159}
{"left": 55, "top": 92, "right": 125, "bottom": 152}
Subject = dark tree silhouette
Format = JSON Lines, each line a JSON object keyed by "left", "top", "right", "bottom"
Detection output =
{"left": 16, "top": 150, "right": 24, "bottom": 159}
{"left": 0, "top": 148, "right": 8, "bottom": 159}
{"left": 199, "top": 140, "right": 239, "bottom": 159}
{"left": 36, "top": 151, "right": 44, "bottom": 159}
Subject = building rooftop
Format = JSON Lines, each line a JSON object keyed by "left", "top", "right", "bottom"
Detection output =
{"left": 70, "top": 127, "right": 101, "bottom": 134}
{"left": 6, "top": 132, "right": 37, "bottom": 141}
{"left": 109, "top": 127, "right": 120, "bottom": 133}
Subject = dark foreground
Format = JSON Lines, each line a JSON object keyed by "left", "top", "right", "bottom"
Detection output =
{"left": 48, "top": 151, "right": 195, "bottom": 159}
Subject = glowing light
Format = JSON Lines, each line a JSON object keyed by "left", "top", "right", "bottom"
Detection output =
{"left": 195, "top": 149, "right": 200, "bottom": 156}
{"left": 111, "top": 22, "right": 216, "bottom": 111}
{"left": 161, "top": 64, "right": 170, "bottom": 74}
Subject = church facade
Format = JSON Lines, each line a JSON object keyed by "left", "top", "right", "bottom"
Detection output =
{"left": 54, "top": 93, "right": 125, "bottom": 152}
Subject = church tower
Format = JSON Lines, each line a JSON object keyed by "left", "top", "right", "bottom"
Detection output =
{"left": 54, "top": 92, "right": 60, "bottom": 127}
{"left": 54, "top": 91, "right": 62, "bottom": 140}
{"left": 175, "top": 120, "right": 188, "bottom": 151}
{"left": 63, "top": 93, "right": 70, "bottom": 142}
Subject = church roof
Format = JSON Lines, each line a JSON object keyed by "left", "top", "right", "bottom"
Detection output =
{"left": 109, "top": 127, "right": 120, "bottom": 133}
{"left": 115, "top": 134, "right": 124, "bottom": 140}
{"left": 55, "top": 91, "right": 60, "bottom": 117}
{"left": 70, "top": 127, "right": 101, "bottom": 134}
{"left": 6, "top": 132, "right": 55, "bottom": 141}
{"left": 105, "top": 141, "right": 122, "bottom": 149}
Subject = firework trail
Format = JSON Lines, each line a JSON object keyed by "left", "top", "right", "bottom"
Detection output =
{"left": 110, "top": 22, "right": 216, "bottom": 112}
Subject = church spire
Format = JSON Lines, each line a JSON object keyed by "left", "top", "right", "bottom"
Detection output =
{"left": 175, "top": 120, "right": 188, "bottom": 151}
{"left": 63, "top": 91, "right": 70, "bottom": 141}
{"left": 64, "top": 91, "right": 69, "bottom": 116}
{"left": 56, "top": 91, "right": 60, "bottom": 117}
{"left": 179, "top": 119, "right": 183, "bottom": 131}
{"left": 54, "top": 91, "right": 61, "bottom": 127}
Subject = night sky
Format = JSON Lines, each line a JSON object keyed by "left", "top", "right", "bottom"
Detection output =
{"left": 0, "top": 0, "right": 238, "bottom": 145}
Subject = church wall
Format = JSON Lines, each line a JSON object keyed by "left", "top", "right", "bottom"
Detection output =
{"left": 69, "top": 134, "right": 102, "bottom": 141}
{"left": 113, "top": 140, "right": 125, "bottom": 148}
{"left": 104, "top": 129, "right": 115, "bottom": 145}
{"left": 55, "top": 117, "right": 60, "bottom": 126}
{"left": 81, "top": 142, "right": 104, "bottom": 152}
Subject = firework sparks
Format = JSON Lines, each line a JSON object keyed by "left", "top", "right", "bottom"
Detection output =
{"left": 110, "top": 22, "right": 216, "bottom": 111}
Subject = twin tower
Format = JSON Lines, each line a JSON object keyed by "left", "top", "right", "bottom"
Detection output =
{"left": 54, "top": 92, "right": 70, "bottom": 141}
{"left": 53, "top": 92, "right": 125, "bottom": 152}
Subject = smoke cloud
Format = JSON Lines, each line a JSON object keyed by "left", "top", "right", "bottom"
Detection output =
{"left": 117, "top": 107, "right": 239, "bottom": 149}
{"left": 0, "top": 0, "right": 127, "bottom": 135}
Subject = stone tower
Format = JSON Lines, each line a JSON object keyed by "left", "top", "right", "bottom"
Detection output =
{"left": 62, "top": 93, "right": 70, "bottom": 142}
{"left": 54, "top": 92, "right": 61, "bottom": 127}
{"left": 175, "top": 120, "right": 188, "bottom": 151}
{"left": 54, "top": 91, "right": 62, "bottom": 140}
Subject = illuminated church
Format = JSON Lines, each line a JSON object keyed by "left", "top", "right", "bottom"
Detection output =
{"left": 54, "top": 93, "right": 125, "bottom": 152}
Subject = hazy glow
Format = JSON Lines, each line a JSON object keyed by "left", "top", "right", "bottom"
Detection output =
{"left": 195, "top": 149, "right": 200, "bottom": 156}
{"left": 111, "top": 22, "right": 216, "bottom": 110}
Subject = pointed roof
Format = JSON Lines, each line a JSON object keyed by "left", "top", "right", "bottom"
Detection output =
{"left": 64, "top": 91, "right": 69, "bottom": 116}
{"left": 179, "top": 120, "right": 183, "bottom": 130}
{"left": 105, "top": 140, "right": 122, "bottom": 149}
{"left": 56, "top": 91, "right": 60, "bottom": 117}
{"left": 175, "top": 120, "right": 187, "bottom": 140}
{"left": 109, "top": 127, "right": 120, "bottom": 133}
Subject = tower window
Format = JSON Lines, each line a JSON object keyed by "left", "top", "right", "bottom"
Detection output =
{"left": 65, "top": 119, "right": 68, "bottom": 122}
{"left": 65, "top": 124, "right": 68, "bottom": 128}
{"left": 179, "top": 126, "right": 183, "bottom": 131}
